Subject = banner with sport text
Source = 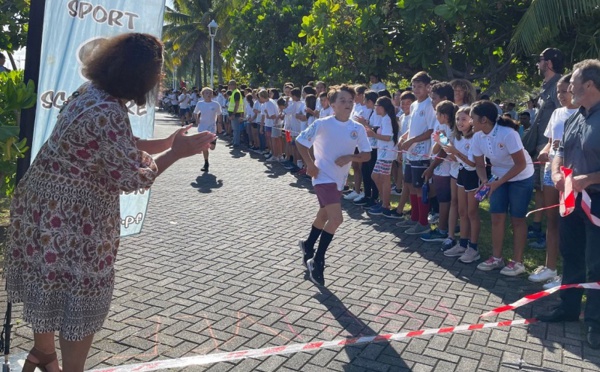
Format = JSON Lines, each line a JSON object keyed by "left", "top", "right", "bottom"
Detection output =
{"left": 32, "top": 0, "right": 165, "bottom": 236}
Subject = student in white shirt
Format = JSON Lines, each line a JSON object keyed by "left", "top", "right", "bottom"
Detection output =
{"left": 296, "top": 85, "right": 372, "bottom": 287}
{"left": 193, "top": 87, "right": 222, "bottom": 172}
{"left": 318, "top": 92, "right": 333, "bottom": 118}
{"left": 398, "top": 72, "right": 436, "bottom": 235}
{"left": 178, "top": 88, "right": 191, "bottom": 126}
{"left": 530, "top": 74, "right": 579, "bottom": 286}
{"left": 441, "top": 106, "right": 481, "bottom": 264}
{"left": 344, "top": 85, "right": 369, "bottom": 201}
{"left": 450, "top": 79, "right": 477, "bottom": 108}
{"left": 258, "top": 89, "right": 278, "bottom": 159}
{"left": 471, "top": 101, "right": 534, "bottom": 277}
{"left": 393, "top": 91, "right": 416, "bottom": 218}
{"left": 366, "top": 97, "right": 400, "bottom": 217}
{"left": 369, "top": 74, "right": 386, "bottom": 92}
{"left": 353, "top": 91, "right": 379, "bottom": 208}
{"left": 283, "top": 88, "right": 304, "bottom": 168}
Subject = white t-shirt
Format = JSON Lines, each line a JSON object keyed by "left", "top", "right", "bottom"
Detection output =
{"left": 262, "top": 99, "right": 278, "bottom": 128}
{"left": 297, "top": 101, "right": 308, "bottom": 132}
{"left": 406, "top": 98, "right": 436, "bottom": 161}
{"left": 399, "top": 113, "right": 410, "bottom": 136}
{"left": 320, "top": 106, "right": 333, "bottom": 118}
{"left": 252, "top": 101, "right": 262, "bottom": 123}
{"left": 351, "top": 103, "right": 367, "bottom": 120}
{"left": 179, "top": 93, "right": 191, "bottom": 109}
{"left": 453, "top": 135, "right": 475, "bottom": 173}
{"left": 544, "top": 107, "right": 578, "bottom": 142}
{"left": 194, "top": 101, "right": 221, "bottom": 133}
{"left": 244, "top": 101, "right": 253, "bottom": 121}
{"left": 471, "top": 124, "right": 534, "bottom": 181}
{"left": 370, "top": 82, "right": 386, "bottom": 92}
{"left": 283, "top": 100, "right": 304, "bottom": 135}
{"left": 189, "top": 92, "right": 198, "bottom": 107}
{"left": 169, "top": 93, "right": 178, "bottom": 105}
{"left": 296, "top": 116, "right": 372, "bottom": 191}
{"left": 377, "top": 115, "right": 397, "bottom": 161}
{"left": 433, "top": 122, "right": 452, "bottom": 176}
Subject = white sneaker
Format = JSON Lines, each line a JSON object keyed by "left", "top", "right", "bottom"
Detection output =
{"left": 500, "top": 260, "right": 526, "bottom": 276}
{"left": 528, "top": 266, "right": 557, "bottom": 283}
{"left": 443, "top": 243, "right": 466, "bottom": 257}
{"left": 543, "top": 275, "right": 562, "bottom": 290}
{"left": 477, "top": 256, "right": 505, "bottom": 271}
{"left": 458, "top": 247, "right": 481, "bottom": 263}
{"left": 344, "top": 191, "right": 360, "bottom": 200}
{"left": 266, "top": 156, "right": 278, "bottom": 162}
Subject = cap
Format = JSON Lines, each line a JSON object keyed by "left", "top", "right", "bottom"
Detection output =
{"left": 540, "top": 48, "right": 564, "bottom": 72}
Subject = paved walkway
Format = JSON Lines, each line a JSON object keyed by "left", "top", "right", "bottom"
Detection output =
{"left": 2, "top": 112, "right": 599, "bottom": 371}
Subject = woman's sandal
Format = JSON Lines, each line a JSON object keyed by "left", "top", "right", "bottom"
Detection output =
{"left": 22, "top": 347, "right": 60, "bottom": 372}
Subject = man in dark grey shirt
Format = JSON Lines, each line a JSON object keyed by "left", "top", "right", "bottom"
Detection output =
{"left": 537, "top": 59, "right": 600, "bottom": 350}
{"left": 522, "top": 48, "right": 564, "bottom": 246}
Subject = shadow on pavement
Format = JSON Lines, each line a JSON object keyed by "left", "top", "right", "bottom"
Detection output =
{"left": 314, "top": 286, "right": 410, "bottom": 371}
{"left": 190, "top": 173, "right": 224, "bottom": 193}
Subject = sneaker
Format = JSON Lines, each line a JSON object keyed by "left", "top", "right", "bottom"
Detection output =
{"left": 298, "top": 240, "right": 313, "bottom": 268}
{"left": 362, "top": 199, "right": 377, "bottom": 209}
{"left": 307, "top": 258, "right": 325, "bottom": 286}
{"left": 527, "top": 227, "right": 543, "bottom": 240}
{"left": 529, "top": 237, "right": 546, "bottom": 250}
{"left": 458, "top": 247, "right": 481, "bottom": 263}
{"left": 250, "top": 147, "right": 262, "bottom": 154}
{"left": 427, "top": 213, "right": 439, "bottom": 225}
{"left": 500, "top": 260, "right": 526, "bottom": 276}
{"left": 405, "top": 224, "right": 430, "bottom": 235}
{"left": 396, "top": 218, "right": 417, "bottom": 227}
{"left": 283, "top": 162, "right": 295, "bottom": 170}
{"left": 443, "top": 243, "right": 466, "bottom": 257}
{"left": 528, "top": 266, "right": 557, "bottom": 283}
{"left": 344, "top": 191, "right": 361, "bottom": 200}
{"left": 343, "top": 185, "right": 351, "bottom": 193}
{"left": 543, "top": 275, "right": 562, "bottom": 290}
{"left": 391, "top": 186, "right": 402, "bottom": 196}
{"left": 441, "top": 238, "right": 455, "bottom": 252}
{"left": 353, "top": 195, "right": 368, "bottom": 205}
{"left": 420, "top": 229, "right": 448, "bottom": 242}
{"left": 200, "top": 164, "right": 209, "bottom": 172}
{"left": 368, "top": 205, "right": 384, "bottom": 216}
{"left": 477, "top": 257, "right": 505, "bottom": 271}
{"left": 264, "top": 152, "right": 272, "bottom": 159}
{"left": 266, "top": 156, "right": 279, "bottom": 162}
{"left": 384, "top": 209, "right": 404, "bottom": 219}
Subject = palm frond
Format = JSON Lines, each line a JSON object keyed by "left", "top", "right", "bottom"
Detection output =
{"left": 510, "top": 0, "right": 600, "bottom": 54}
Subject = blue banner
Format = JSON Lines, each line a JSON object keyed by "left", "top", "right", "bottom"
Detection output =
{"left": 33, "top": 0, "right": 165, "bottom": 236}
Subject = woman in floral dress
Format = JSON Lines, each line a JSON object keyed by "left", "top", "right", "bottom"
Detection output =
{"left": 4, "top": 33, "right": 216, "bottom": 372}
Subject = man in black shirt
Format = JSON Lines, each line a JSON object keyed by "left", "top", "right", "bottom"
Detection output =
{"left": 537, "top": 59, "right": 600, "bottom": 350}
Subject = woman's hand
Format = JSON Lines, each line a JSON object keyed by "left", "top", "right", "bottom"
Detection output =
{"left": 537, "top": 151, "right": 549, "bottom": 163}
{"left": 171, "top": 130, "right": 216, "bottom": 159}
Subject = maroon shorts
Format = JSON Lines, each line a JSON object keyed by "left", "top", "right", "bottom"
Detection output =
{"left": 314, "top": 183, "right": 342, "bottom": 208}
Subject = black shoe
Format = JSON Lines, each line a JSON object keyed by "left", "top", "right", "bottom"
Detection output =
{"left": 298, "top": 240, "right": 313, "bottom": 268}
{"left": 201, "top": 163, "right": 209, "bottom": 172}
{"left": 536, "top": 307, "right": 579, "bottom": 323}
{"left": 307, "top": 258, "right": 325, "bottom": 286}
{"left": 362, "top": 199, "right": 377, "bottom": 209}
{"left": 587, "top": 326, "right": 600, "bottom": 349}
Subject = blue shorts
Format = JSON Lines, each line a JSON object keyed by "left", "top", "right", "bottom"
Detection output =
{"left": 489, "top": 176, "right": 534, "bottom": 218}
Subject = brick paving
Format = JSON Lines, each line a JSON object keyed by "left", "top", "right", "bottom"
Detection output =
{"left": 2, "top": 112, "right": 599, "bottom": 371}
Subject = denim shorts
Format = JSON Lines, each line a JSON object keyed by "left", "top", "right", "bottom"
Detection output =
{"left": 489, "top": 176, "right": 534, "bottom": 217}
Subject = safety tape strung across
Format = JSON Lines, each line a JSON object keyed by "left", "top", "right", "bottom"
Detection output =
{"left": 89, "top": 318, "right": 534, "bottom": 372}
{"left": 480, "top": 281, "right": 600, "bottom": 318}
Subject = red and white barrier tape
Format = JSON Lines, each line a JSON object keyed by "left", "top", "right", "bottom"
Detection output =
{"left": 480, "top": 281, "right": 600, "bottom": 318}
{"left": 89, "top": 318, "right": 534, "bottom": 372}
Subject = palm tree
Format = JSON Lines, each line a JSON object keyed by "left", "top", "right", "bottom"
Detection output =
{"left": 163, "top": 0, "right": 242, "bottom": 88}
{"left": 510, "top": 0, "right": 600, "bottom": 56}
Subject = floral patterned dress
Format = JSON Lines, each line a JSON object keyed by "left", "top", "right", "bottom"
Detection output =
{"left": 4, "top": 82, "right": 158, "bottom": 341}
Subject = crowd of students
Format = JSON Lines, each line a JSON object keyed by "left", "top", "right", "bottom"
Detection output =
{"left": 162, "top": 65, "right": 577, "bottom": 290}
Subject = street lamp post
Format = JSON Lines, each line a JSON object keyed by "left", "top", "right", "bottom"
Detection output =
{"left": 208, "top": 19, "right": 218, "bottom": 89}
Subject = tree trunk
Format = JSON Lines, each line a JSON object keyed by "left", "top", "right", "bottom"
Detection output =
{"left": 7, "top": 52, "right": 17, "bottom": 70}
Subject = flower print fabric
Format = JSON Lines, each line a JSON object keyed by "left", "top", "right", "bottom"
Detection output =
{"left": 4, "top": 82, "right": 158, "bottom": 341}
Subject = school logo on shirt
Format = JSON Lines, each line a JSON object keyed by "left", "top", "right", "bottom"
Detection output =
{"left": 350, "top": 130, "right": 358, "bottom": 140}
{"left": 465, "top": 143, "right": 470, "bottom": 150}
{"left": 498, "top": 143, "right": 505, "bottom": 150}
{"left": 419, "top": 110, "right": 424, "bottom": 117}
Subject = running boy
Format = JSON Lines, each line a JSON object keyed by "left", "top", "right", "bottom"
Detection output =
{"left": 296, "top": 85, "right": 372, "bottom": 286}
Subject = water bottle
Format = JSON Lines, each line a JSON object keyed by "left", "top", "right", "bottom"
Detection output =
{"left": 475, "top": 175, "right": 498, "bottom": 201}
{"left": 422, "top": 182, "right": 429, "bottom": 204}
{"left": 438, "top": 132, "right": 449, "bottom": 145}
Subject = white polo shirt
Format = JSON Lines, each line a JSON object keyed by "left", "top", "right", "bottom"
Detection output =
{"left": 296, "top": 116, "right": 372, "bottom": 191}
{"left": 433, "top": 122, "right": 452, "bottom": 176}
{"left": 406, "top": 98, "right": 436, "bottom": 161}
{"left": 194, "top": 101, "right": 221, "bottom": 133}
{"left": 377, "top": 115, "right": 397, "bottom": 161}
{"left": 471, "top": 124, "right": 534, "bottom": 181}
{"left": 454, "top": 136, "right": 475, "bottom": 172}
